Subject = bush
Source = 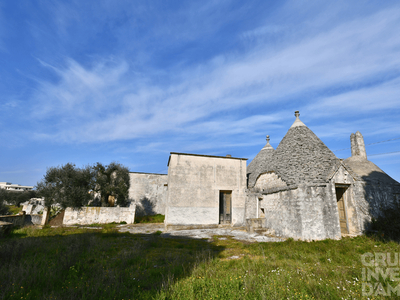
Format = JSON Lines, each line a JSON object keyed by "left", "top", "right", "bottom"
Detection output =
{"left": 0, "top": 189, "right": 37, "bottom": 207}
{"left": 369, "top": 200, "right": 400, "bottom": 242}
{"left": 0, "top": 200, "right": 9, "bottom": 215}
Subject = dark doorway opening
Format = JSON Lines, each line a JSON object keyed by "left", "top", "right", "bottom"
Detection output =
{"left": 219, "top": 191, "right": 232, "bottom": 224}
{"left": 335, "top": 186, "right": 349, "bottom": 234}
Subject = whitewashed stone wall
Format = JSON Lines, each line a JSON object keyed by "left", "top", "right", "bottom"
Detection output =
{"left": 329, "top": 165, "right": 361, "bottom": 235}
{"left": 129, "top": 172, "right": 167, "bottom": 215}
{"left": 253, "top": 172, "right": 287, "bottom": 191}
{"left": 165, "top": 153, "right": 247, "bottom": 227}
{"left": 63, "top": 206, "right": 135, "bottom": 225}
{"left": 259, "top": 185, "right": 342, "bottom": 240}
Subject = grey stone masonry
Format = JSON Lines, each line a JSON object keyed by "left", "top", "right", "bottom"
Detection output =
{"left": 247, "top": 135, "right": 274, "bottom": 188}
{"left": 247, "top": 112, "right": 339, "bottom": 189}
{"left": 267, "top": 125, "right": 339, "bottom": 187}
{"left": 350, "top": 131, "right": 367, "bottom": 159}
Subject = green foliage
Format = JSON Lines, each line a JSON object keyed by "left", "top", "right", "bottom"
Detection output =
{"left": 92, "top": 162, "right": 130, "bottom": 207}
{"left": 7, "top": 205, "right": 22, "bottom": 215}
{"left": 1, "top": 227, "right": 398, "bottom": 300}
{"left": 0, "top": 189, "right": 37, "bottom": 206}
{"left": 135, "top": 214, "right": 165, "bottom": 224}
{"left": 370, "top": 200, "right": 400, "bottom": 242}
{"left": 35, "top": 162, "right": 130, "bottom": 209}
{"left": 0, "top": 199, "right": 9, "bottom": 215}
{"left": 36, "top": 163, "right": 94, "bottom": 209}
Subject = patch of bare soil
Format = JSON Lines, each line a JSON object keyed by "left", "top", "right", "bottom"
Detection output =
{"left": 48, "top": 210, "right": 65, "bottom": 227}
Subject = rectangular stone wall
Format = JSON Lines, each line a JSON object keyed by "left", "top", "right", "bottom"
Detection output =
{"left": 260, "top": 185, "right": 341, "bottom": 240}
{"left": 301, "top": 186, "right": 341, "bottom": 240}
{"left": 329, "top": 165, "right": 361, "bottom": 235}
{"left": 244, "top": 193, "right": 258, "bottom": 220}
{"left": 23, "top": 214, "right": 43, "bottom": 225}
{"left": 261, "top": 189, "right": 302, "bottom": 238}
{"left": 165, "top": 154, "right": 247, "bottom": 227}
{"left": 63, "top": 206, "right": 136, "bottom": 225}
{"left": 129, "top": 173, "right": 168, "bottom": 215}
{"left": 353, "top": 181, "right": 400, "bottom": 232}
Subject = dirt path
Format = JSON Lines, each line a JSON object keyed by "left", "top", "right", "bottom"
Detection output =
{"left": 117, "top": 223, "right": 285, "bottom": 243}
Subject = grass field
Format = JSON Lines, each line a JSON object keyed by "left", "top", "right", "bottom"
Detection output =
{"left": 0, "top": 225, "right": 399, "bottom": 299}
{"left": 6, "top": 205, "right": 22, "bottom": 215}
{"left": 135, "top": 214, "right": 165, "bottom": 224}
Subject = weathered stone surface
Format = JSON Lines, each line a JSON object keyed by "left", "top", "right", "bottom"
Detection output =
{"left": 63, "top": 206, "right": 136, "bottom": 225}
{"left": 350, "top": 131, "right": 367, "bottom": 159}
{"left": 24, "top": 214, "right": 43, "bottom": 225}
{"left": 269, "top": 125, "right": 339, "bottom": 187}
{"left": 22, "top": 198, "right": 47, "bottom": 215}
{"left": 344, "top": 138, "right": 400, "bottom": 231}
{"left": 129, "top": 172, "right": 167, "bottom": 215}
{"left": 258, "top": 185, "right": 341, "bottom": 240}
{"left": 253, "top": 172, "right": 287, "bottom": 191}
{"left": 165, "top": 153, "right": 247, "bottom": 227}
{"left": 41, "top": 207, "right": 50, "bottom": 226}
{"left": 247, "top": 136, "right": 274, "bottom": 188}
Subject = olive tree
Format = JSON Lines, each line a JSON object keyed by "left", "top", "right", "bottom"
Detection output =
{"left": 0, "top": 190, "right": 37, "bottom": 207}
{"left": 36, "top": 163, "right": 94, "bottom": 209}
{"left": 92, "top": 162, "right": 130, "bottom": 207}
{"left": 36, "top": 162, "right": 131, "bottom": 208}
{"left": 0, "top": 190, "right": 10, "bottom": 215}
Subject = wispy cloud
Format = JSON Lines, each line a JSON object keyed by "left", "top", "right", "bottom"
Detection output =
{"left": 28, "top": 4, "right": 400, "bottom": 148}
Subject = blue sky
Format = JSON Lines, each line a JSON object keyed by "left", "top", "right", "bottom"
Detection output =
{"left": 1, "top": 0, "right": 400, "bottom": 186}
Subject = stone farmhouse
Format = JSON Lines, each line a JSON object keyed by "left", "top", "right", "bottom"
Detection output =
{"left": 129, "top": 111, "right": 400, "bottom": 240}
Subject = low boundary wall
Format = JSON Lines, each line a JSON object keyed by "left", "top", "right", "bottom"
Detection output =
{"left": 25, "top": 214, "right": 43, "bottom": 225}
{"left": 63, "top": 206, "right": 136, "bottom": 225}
{"left": 0, "top": 213, "right": 25, "bottom": 227}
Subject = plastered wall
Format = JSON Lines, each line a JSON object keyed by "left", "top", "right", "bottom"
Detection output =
{"left": 63, "top": 206, "right": 135, "bottom": 225}
{"left": 329, "top": 165, "right": 361, "bottom": 235}
{"left": 165, "top": 154, "right": 247, "bottom": 227}
{"left": 129, "top": 173, "right": 167, "bottom": 215}
{"left": 259, "top": 185, "right": 341, "bottom": 240}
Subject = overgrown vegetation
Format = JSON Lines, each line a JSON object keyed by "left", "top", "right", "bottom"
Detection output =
{"left": 370, "top": 200, "right": 400, "bottom": 242}
{"left": 0, "top": 189, "right": 37, "bottom": 207}
{"left": 135, "top": 214, "right": 165, "bottom": 224}
{"left": 35, "top": 162, "right": 130, "bottom": 209}
{"left": 1, "top": 226, "right": 398, "bottom": 299}
{"left": 7, "top": 205, "right": 23, "bottom": 215}
{"left": 0, "top": 200, "right": 9, "bottom": 215}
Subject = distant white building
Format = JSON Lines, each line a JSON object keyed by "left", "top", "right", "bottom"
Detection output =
{"left": 0, "top": 182, "right": 33, "bottom": 192}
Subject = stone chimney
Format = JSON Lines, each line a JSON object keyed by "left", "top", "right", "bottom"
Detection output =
{"left": 350, "top": 131, "right": 367, "bottom": 159}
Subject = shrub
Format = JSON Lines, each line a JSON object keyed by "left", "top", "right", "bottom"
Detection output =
{"left": 369, "top": 200, "right": 400, "bottom": 242}
{"left": 0, "top": 200, "right": 9, "bottom": 215}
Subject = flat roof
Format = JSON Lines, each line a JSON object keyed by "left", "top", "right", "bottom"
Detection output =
{"left": 168, "top": 152, "right": 247, "bottom": 166}
{"left": 129, "top": 171, "right": 167, "bottom": 176}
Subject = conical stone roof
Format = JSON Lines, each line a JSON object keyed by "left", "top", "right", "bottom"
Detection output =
{"left": 247, "top": 135, "right": 274, "bottom": 187}
{"left": 248, "top": 111, "right": 339, "bottom": 188}
{"left": 344, "top": 156, "right": 399, "bottom": 185}
{"left": 270, "top": 124, "right": 339, "bottom": 187}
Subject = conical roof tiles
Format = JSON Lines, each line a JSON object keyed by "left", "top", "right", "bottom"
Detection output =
{"left": 270, "top": 124, "right": 339, "bottom": 187}
{"left": 247, "top": 136, "right": 274, "bottom": 187}
{"left": 247, "top": 112, "right": 339, "bottom": 188}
